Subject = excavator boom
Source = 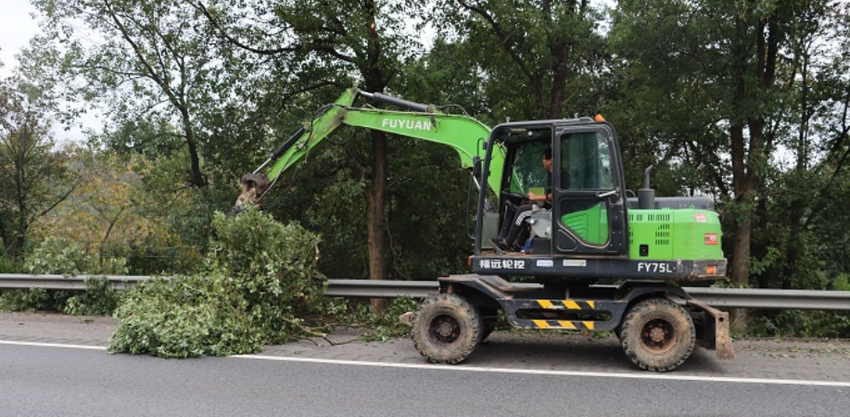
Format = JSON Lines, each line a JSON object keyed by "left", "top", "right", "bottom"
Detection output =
{"left": 238, "top": 88, "right": 505, "bottom": 207}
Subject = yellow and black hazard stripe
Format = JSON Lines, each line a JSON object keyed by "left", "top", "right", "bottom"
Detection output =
{"left": 530, "top": 319, "right": 595, "bottom": 330}
{"left": 535, "top": 299, "right": 596, "bottom": 310}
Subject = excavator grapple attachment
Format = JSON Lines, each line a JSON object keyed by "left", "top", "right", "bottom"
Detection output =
{"left": 234, "top": 173, "right": 271, "bottom": 212}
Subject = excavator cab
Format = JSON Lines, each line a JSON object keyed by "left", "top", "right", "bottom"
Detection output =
{"left": 477, "top": 118, "right": 629, "bottom": 259}
{"left": 471, "top": 118, "right": 726, "bottom": 283}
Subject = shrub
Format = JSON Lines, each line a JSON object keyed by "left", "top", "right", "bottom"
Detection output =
{"left": 5, "top": 237, "right": 123, "bottom": 316}
{"left": 0, "top": 256, "right": 16, "bottom": 273}
{"left": 24, "top": 236, "right": 97, "bottom": 275}
{"left": 23, "top": 236, "right": 128, "bottom": 275}
{"left": 207, "top": 208, "right": 326, "bottom": 339}
{"left": 64, "top": 277, "right": 124, "bottom": 316}
{"left": 0, "top": 288, "right": 50, "bottom": 312}
{"left": 749, "top": 310, "right": 850, "bottom": 338}
{"left": 108, "top": 208, "right": 326, "bottom": 358}
{"left": 0, "top": 288, "right": 71, "bottom": 312}
{"left": 108, "top": 273, "right": 262, "bottom": 358}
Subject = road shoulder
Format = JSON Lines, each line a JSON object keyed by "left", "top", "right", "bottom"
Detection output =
{"left": 2, "top": 311, "right": 848, "bottom": 382}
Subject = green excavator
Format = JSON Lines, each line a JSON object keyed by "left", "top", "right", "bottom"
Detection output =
{"left": 239, "top": 88, "right": 733, "bottom": 372}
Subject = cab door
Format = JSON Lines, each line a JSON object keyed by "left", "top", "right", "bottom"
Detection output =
{"left": 552, "top": 125, "right": 628, "bottom": 256}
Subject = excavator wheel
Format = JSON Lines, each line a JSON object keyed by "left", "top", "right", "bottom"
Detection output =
{"left": 620, "top": 298, "right": 695, "bottom": 372}
{"left": 411, "top": 293, "right": 482, "bottom": 364}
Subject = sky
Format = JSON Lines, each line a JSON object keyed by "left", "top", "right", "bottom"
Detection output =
{"left": 1, "top": 0, "right": 98, "bottom": 143}
{"left": 0, "top": 0, "right": 40, "bottom": 78}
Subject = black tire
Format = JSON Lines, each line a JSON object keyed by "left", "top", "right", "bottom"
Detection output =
{"left": 411, "top": 293, "right": 482, "bottom": 364}
{"left": 620, "top": 298, "right": 695, "bottom": 372}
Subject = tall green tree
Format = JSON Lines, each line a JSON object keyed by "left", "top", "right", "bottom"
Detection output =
{"left": 750, "top": 1, "right": 850, "bottom": 290}
{"left": 434, "top": 0, "right": 607, "bottom": 120}
{"left": 609, "top": 0, "right": 843, "bottom": 289}
{"left": 193, "top": 0, "right": 423, "bottom": 312}
{"left": 31, "top": 0, "right": 231, "bottom": 187}
{"left": 0, "top": 73, "right": 77, "bottom": 259}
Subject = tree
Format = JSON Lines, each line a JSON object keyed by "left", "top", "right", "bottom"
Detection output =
{"left": 608, "top": 0, "right": 843, "bottom": 290}
{"left": 31, "top": 149, "right": 172, "bottom": 273}
{"left": 193, "top": 0, "right": 424, "bottom": 313}
{"left": 30, "top": 0, "right": 229, "bottom": 187}
{"left": 434, "top": 0, "right": 607, "bottom": 120}
{"left": 749, "top": 1, "right": 850, "bottom": 290}
{"left": 0, "top": 74, "right": 77, "bottom": 260}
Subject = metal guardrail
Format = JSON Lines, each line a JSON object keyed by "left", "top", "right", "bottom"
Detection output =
{"left": 0, "top": 274, "right": 151, "bottom": 290}
{"left": 324, "top": 279, "right": 439, "bottom": 298}
{"left": 324, "top": 279, "right": 850, "bottom": 311}
{"left": 683, "top": 287, "right": 850, "bottom": 311}
{"left": 1, "top": 274, "right": 849, "bottom": 311}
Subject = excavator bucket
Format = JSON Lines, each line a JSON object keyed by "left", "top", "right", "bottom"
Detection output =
{"left": 233, "top": 173, "right": 271, "bottom": 213}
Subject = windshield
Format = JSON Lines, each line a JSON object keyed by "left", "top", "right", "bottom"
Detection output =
{"left": 508, "top": 141, "right": 551, "bottom": 194}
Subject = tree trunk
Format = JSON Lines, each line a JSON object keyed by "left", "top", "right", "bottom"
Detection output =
{"left": 186, "top": 131, "right": 205, "bottom": 188}
{"left": 181, "top": 109, "right": 206, "bottom": 188}
{"left": 547, "top": 44, "right": 569, "bottom": 119}
{"left": 730, "top": 212, "right": 752, "bottom": 287}
{"left": 366, "top": 129, "right": 389, "bottom": 314}
{"left": 11, "top": 234, "right": 25, "bottom": 261}
{"left": 728, "top": 11, "right": 752, "bottom": 287}
{"left": 360, "top": 0, "right": 391, "bottom": 315}
{"left": 0, "top": 216, "right": 8, "bottom": 257}
{"left": 729, "top": 120, "right": 751, "bottom": 288}
{"left": 13, "top": 160, "right": 28, "bottom": 261}
{"left": 728, "top": 14, "right": 751, "bottom": 330}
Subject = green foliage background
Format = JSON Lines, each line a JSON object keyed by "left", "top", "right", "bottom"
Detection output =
{"left": 0, "top": 237, "right": 125, "bottom": 315}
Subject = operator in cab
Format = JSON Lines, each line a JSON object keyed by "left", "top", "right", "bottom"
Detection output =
{"left": 491, "top": 147, "right": 553, "bottom": 251}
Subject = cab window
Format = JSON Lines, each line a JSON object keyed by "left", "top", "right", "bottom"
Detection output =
{"left": 560, "top": 131, "right": 614, "bottom": 190}
{"left": 508, "top": 141, "right": 551, "bottom": 195}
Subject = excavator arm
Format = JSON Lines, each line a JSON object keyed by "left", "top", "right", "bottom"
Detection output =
{"left": 238, "top": 88, "right": 506, "bottom": 207}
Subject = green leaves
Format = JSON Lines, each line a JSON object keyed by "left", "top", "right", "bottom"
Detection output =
{"left": 361, "top": 296, "right": 418, "bottom": 342}
{"left": 8, "top": 238, "right": 125, "bottom": 316}
{"left": 24, "top": 236, "right": 99, "bottom": 276}
{"left": 64, "top": 277, "right": 124, "bottom": 316}
{"left": 108, "top": 273, "right": 263, "bottom": 358}
{"left": 108, "top": 208, "right": 326, "bottom": 358}
{"left": 432, "top": 0, "right": 605, "bottom": 120}
{"left": 29, "top": 0, "right": 233, "bottom": 187}
{"left": 0, "top": 75, "right": 77, "bottom": 260}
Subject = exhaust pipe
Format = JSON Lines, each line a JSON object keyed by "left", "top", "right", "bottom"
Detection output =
{"left": 638, "top": 166, "right": 655, "bottom": 210}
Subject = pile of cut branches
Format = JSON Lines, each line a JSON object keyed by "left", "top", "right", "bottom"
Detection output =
{"left": 108, "top": 208, "right": 326, "bottom": 358}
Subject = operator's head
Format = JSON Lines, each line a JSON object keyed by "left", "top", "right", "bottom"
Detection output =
{"left": 542, "top": 147, "right": 553, "bottom": 172}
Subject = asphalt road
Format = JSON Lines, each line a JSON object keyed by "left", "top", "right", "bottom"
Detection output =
{"left": 2, "top": 312, "right": 850, "bottom": 416}
{"left": 1, "top": 342, "right": 848, "bottom": 417}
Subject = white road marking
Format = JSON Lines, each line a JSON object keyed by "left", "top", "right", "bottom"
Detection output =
{"left": 0, "top": 340, "right": 107, "bottom": 350}
{"left": 3, "top": 339, "right": 848, "bottom": 388}
{"left": 232, "top": 354, "right": 850, "bottom": 388}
